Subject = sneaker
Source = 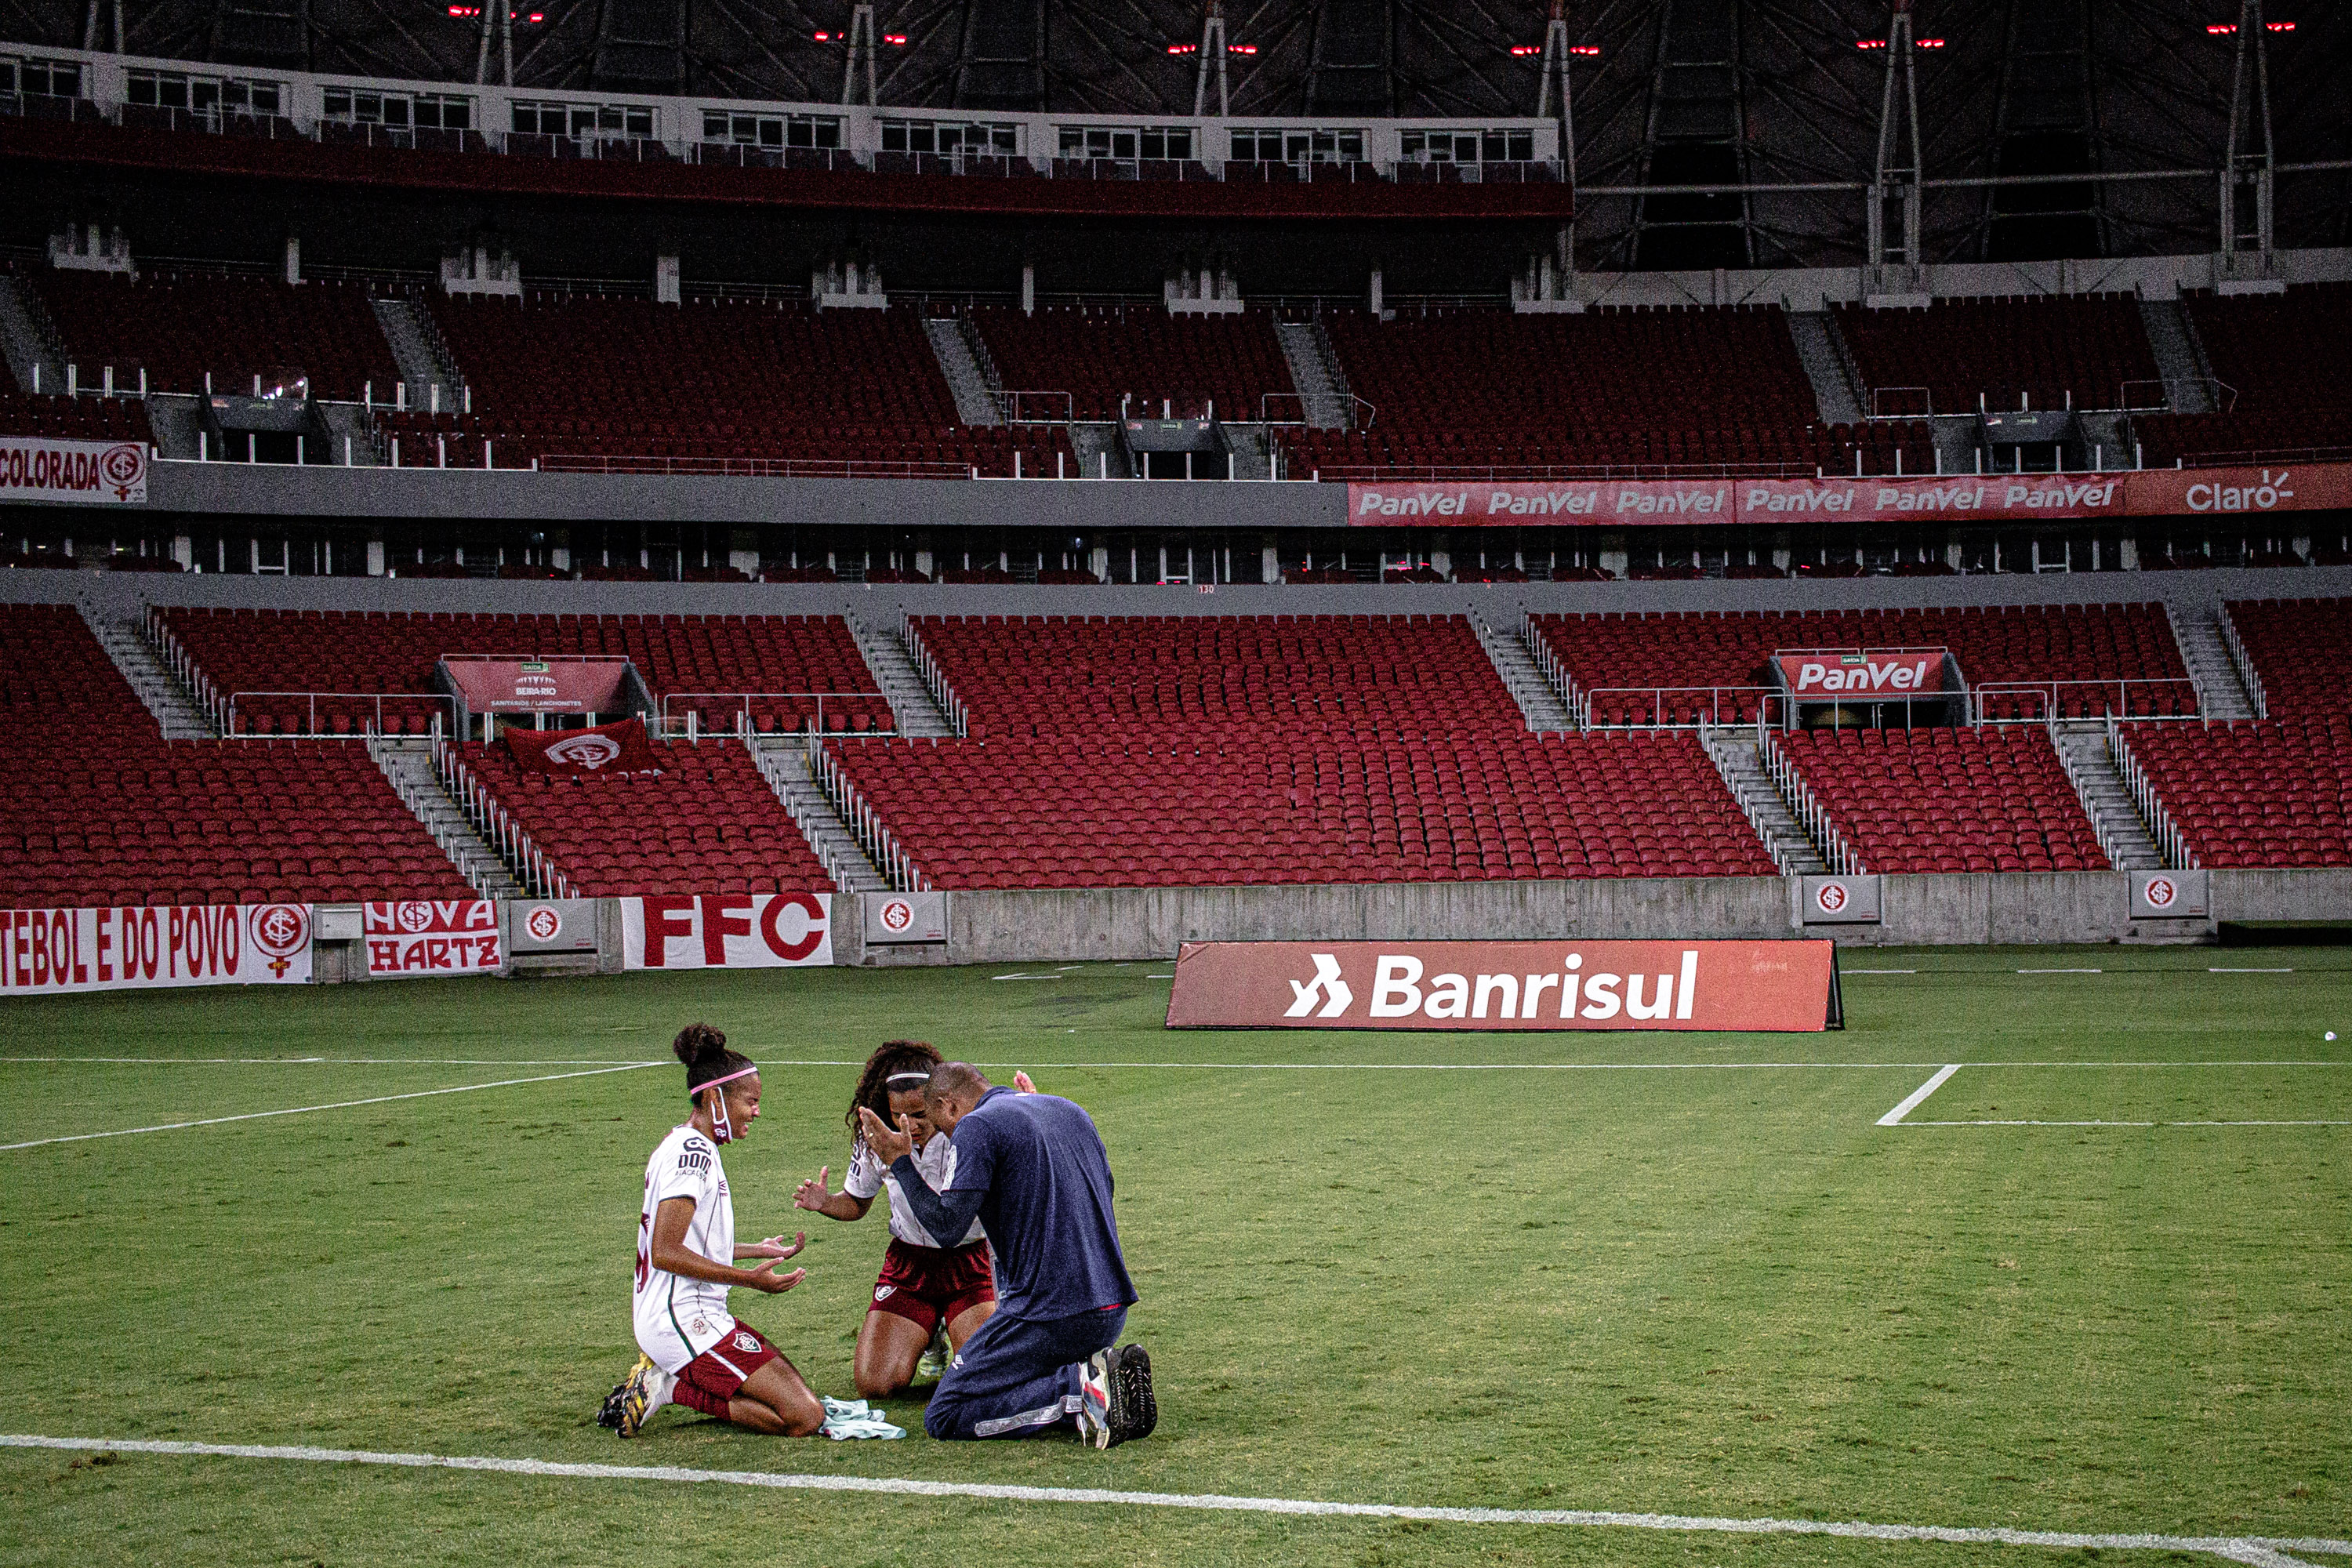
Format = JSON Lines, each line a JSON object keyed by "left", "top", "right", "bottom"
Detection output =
{"left": 1079, "top": 1351, "right": 1113, "bottom": 1447}
{"left": 1101, "top": 1354, "right": 1157, "bottom": 1448}
{"left": 601, "top": 1354, "right": 671, "bottom": 1439}
{"left": 913, "top": 1325, "right": 949, "bottom": 1388}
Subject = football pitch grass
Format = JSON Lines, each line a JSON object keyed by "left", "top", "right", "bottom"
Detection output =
{"left": 1, "top": 947, "right": 2347, "bottom": 1567}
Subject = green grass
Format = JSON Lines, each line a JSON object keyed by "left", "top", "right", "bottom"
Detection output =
{"left": 1, "top": 948, "right": 2347, "bottom": 1566}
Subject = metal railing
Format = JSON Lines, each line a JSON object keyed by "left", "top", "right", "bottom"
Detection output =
{"left": 1698, "top": 724, "right": 1800, "bottom": 877}
{"left": 2048, "top": 718, "right": 2129, "bottom": 873}
{"left": 430, "top": 729, "right": 575, "bottom": 898}
{"left": 994, "top": 390, "right": 1073, "bottom": 425}
{"left": 1756, "top": 720, "right": 1858, "bottom": 876}
{"left": 1520, "top": 615, "right": 1584, "bottom": 726}
{"left": 901, "top": 620, "right": 970, "bottom": 737}
{"left": 537, "top": 452, "right": 971, "bottom": 479}
{"left": 808, "top": 739, "right": 927, "bottom": 892}
{"left": 2106, "top": 716, "right": 2197, "bottom": 870}
{"left": 225, "top": 689, "right": 461, "bottom": 737}
{"left": 1294, "top": 458, "right": 1811, "bottom": 481}
{"left": 654, "top": 691, "right": 893, "bottom": 739}
{"left": 1260, "top": 391, "right": 1378, "bottom": 429}
{"left": 2216, "top": 603, "right": 2268, "bottom": 719}
{"left": 1969, "top": 677, "right": 2203, "bottom": 725}
{"left": 1869, "top": 386, "right": 1933, "bottom": 419}
{"left": 1577, "top": 684, "right": 1773, "bottom": 731}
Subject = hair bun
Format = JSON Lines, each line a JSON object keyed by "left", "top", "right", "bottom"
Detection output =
{"left": 672, "top": 1022, "right": 727, "bottom": 1067}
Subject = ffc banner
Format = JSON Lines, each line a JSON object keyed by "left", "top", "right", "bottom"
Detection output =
{"left": 1166, "top": 938, "right": 1841, "bottom": 1032}
{"left": 0, "top": 436, "right": 148, "bottom": 506}
{"left": 365, "top": 900, "right": 502, "bottom": 978}
{"left": 622, "top": 893, "right": 833, "bottom": 971}
{"left": 1345, "top": 464, "right": 2352, "bottom": 527}
{"left": 2, "top": 903, "right": 311, "bottom": 995}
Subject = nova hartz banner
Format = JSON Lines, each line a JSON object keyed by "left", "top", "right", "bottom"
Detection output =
{"left": 1166, "top": 939, "right": 1840, "bottom": 1032}
{"left": 0, "top": 903, "right": 311, "bottom": 995}
{"left": 0, "top": 436, "right": 148, "bottom": 506}
{"left": 622, "top": 893, "right": 833, "bottom": 970}
{"left": 365, "top": 899, "right": 502, "bottom": 978}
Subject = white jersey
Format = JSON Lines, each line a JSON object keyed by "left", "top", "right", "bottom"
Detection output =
{"left": 632, "top": 1123, "right": 737, "bottom": 1373}
{"left": 844, "top": 1132, "right": 985, "bottom": 1249}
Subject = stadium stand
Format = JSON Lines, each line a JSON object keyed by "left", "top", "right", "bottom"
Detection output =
{"left": 450, "top": 736, "right": 834, "bottom": 896}
{"left": 155, "top": 608, "right": 895, "bottom": 735}
{"left": 1830, "top": 294, "right": 2163, "bottom": 416}
{"left": 1530, "top": 605, "right": 2194, "bottom": 725}
{"left": 823, "top": 614, "right": 1779, "bottom": 887}
{"left": 0, "top": 604, "right": 474, "bottom": 906}
{"left": 1283, "top": 307, "right": 1931, "bottom": 477}
{"left": 1775, "top": 726, "right": 2111, "bottom": 873}
{"left": 2135, "top": 285, "right": 2352, "bottom": 466}
{"left": 29, "top": 270, "right": 402, "bottom": 401}
{"left": 967, "top": 305, "right": 1297, "bottom": 422}
{"left": 401, "top": 295, "right": 1068, "bottom": 476}
{"left": 2223, "top": 599, "right": 2348, "bottom": 719}
{"left": 0, "top": 390, "right": 154, "bottom": 445}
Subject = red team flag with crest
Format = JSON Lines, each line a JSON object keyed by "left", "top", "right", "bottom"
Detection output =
{"left": 503, "top": 716, "right": 661, "bottom": 775}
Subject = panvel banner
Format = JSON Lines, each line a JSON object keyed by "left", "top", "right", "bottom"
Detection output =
{"left": 1, "top": 903, "right": 312, "bottom": 995}
{"left": 0, "top": 436, "right": 148, "bottom": 506}
{"left": 1166, "top": 938, "right": 1840, "bottom": 1032}
{"left": 440, "top": 655, "right": 631, "bottom": 715}
{"left": 365, "top": 899, "right": 502, "bottom": 977}
{"left": 1774, "top": 649, "right": 1943, "bottom": 699}
{"left": 1345, "top": 463, "right": 2352, "bottom": 527}
{"left": 622, "top": 893, "right": 833, "bottom": 971}
{"left": 504, "top": 716, "right": 660, "bottom": 775}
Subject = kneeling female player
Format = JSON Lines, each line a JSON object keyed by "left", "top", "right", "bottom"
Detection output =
{"left": 600, "top": 1023, "right": 829, "bottom": 1438}
{"left": 793, "top": 1040, "right": 998, "bottom": 1398}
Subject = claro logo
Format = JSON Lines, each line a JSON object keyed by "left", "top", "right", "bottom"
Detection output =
{"left": 1287, "top": 950, "right": 1700, "bottom": 1022}
{"left": 2187, "top": 469, "right": 2295, "bottom": 512}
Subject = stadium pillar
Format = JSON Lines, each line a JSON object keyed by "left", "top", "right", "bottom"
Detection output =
{"left": 1021, "top": 262, "right": 1035, "bottom": 316}
{"left": 1867, "top": 0, "right": 1924, "bottom": 274}
{"left": 283, "top": 235, "right": 299, "bottom": 285}
{"left": 2221, "top": 0, "right": 2276, "bottom": 260}
{"left": 1370, "top": 263, "right": 1383, "bottom": 316}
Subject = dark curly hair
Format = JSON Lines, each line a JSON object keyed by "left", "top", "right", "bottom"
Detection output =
{"left": 673, "top": 1022, "right": 755, "bottom": 1102}
{"left": 846, "top": 1039, "right": 943, "bottom": 1152}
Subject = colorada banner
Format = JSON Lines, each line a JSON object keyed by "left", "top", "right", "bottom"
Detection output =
{"left": 622, "top": 892, "right": 833, "bottom": 970}
{"left": 365, "top": 899, "right": 501, "bottom": 977}
{"left": 504, "top": 716, "right": 660, "bottom": 775}
{"left": 0, "top": 436, "right": 148, "bottom": 506}
{"left": 1, "top": 903, "right": 311, "bottom": 995}
{"left": 1166, "top": 938, "right": 1840, "bottom": 1032}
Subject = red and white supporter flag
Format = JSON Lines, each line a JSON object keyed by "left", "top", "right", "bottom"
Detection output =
{"left": 504, "top": 716, "right": 660, "bottom": 776}
{"left": 622, "top": 893, "right": 833, "bottom": 970}
{"left": 0, "top": 437, "right": 147, "bottom": 506}
{"left": 365, "top": 899, "right": 501, "bottom": 977}
{"left": 1, "top": 903, "right": 310, "bottom": 994}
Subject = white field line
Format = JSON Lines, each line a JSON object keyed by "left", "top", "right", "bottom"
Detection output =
{"left": 1878, "top": 1065, "right": 1962, "bottom": 1126}
{"left": 2210, "top": 967, "right": 2294, "bottom": 973}
{"left": 0, "top": 1058, "right": 664, "bottom": 1067}
{"left": 1907, "top": 1120, "right": 2350, "bottom": 1130}
{"left": 0, "top": 1435, "right": 2339, "bottom": 1566}
{"left": 1844, "top": 968, "right": 1917, "bottom": 974}
{"left": 0, "top": 1063, "right": 658, "bottom": 1152}
{"left": 2017, "top": 968, "right": 2102, "bottom": 975}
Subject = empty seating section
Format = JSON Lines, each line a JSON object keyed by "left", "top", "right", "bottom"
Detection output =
{"left": 157, "top": 609, "right": 892, "bottom": 735}
{"left": 2226, "top": 598, "right": 2349, "bottom": 720}
{"left": 1778, "top": 728, "right": 2110, "bottom": 873}
{"left": 916, "top": 613, "right": 1523, "bottom": 739}
{"left": 32, "top": 271, "right": 401, "bottom": 400}
{"left": 0, "top": 391, "right": 154, "bottom": 445}
{"left": 2132, "top": 287, "right": 2352, "bottom": 464}
{"left": 455, "top": 739, "right": 833, "bottom": 896}
{"left": 826, "top": 613, "right": 1778, "bottom": 887}
{"left": 2120, "top": 719, "right": 2352, "bottom": 869}
{"left": 0, "top": 604, "right": 470, "bottom": 906}
{"left": 414, "top": 296, "right": 1065, "bottom": 476}
{"left": 968, "top": 306, "right": 1295, "bottom": 421}
{"left": 1831, "top": 296, "right": 2161, "bottom": 416}
{"left": 1531, "top": 606, "right": 2191, "bottom": 724}
{"left": 1287, "top": 307, "right": 1928, "bottom": 476}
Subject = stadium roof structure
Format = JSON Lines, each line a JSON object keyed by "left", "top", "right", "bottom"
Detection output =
{"left": 1, "top": 0, "right": 2347, "bottom": 269}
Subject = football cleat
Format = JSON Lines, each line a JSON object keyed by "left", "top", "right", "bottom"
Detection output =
{"left": 913, "top": 1324, "right": 949, "bottom": 1388}
{"left": 1100, "top": 1344, "right": 1156, "bottom": 1448}
{"left": 1079, "top": 1351, "right": 1113, "bottom": 1447}
{"left": 601, "top": 1354, "right": 670, "bottom": 1439}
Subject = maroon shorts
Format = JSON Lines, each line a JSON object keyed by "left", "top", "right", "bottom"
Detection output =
{"left": 869, "top": 1237, "right": 995, "bottom": 1334}
{"left": 678, "top": 1322, "right": 780, "bottom": 1404}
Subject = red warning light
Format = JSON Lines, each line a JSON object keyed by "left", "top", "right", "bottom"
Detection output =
{"left": 2267, "top": 20, "right": 2295, "bottom": 29}
{"left": 1856, "top": 37, "right": 1886, "bottom": 48}
{"left": 1569, "top": 44, "right": 1599, "bottom": 56}
{"left": 1227, "top": 42, "right": 1254, "bottom": 54}
{"left": 812, "top": 29, "right": 829, "bottom": 40}
{"left": 1167, "top": 42, "right": 1194, "bottom": 54}
{"left": 1510, "top": 43, "right": 1540, "bottom": 56}
{"left": 2207, "top": 22, "right": 2234, "bottom": 32}
{"left": 884, "top": 32, "right": 906, "bottom": 44}
{"left": 1915, "top": 36, "right": 1944, "bottom": 47}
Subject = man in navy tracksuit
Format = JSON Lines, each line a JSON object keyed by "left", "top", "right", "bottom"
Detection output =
{"left": 856, "top": 1062, "right": 1155, "bottom": 1446}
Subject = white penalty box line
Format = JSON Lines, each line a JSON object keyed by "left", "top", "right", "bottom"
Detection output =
{"left": 1876, "top": 1063, "right": 2352, "bottom": 1129}
{"left": 0, "top": 1436, "right": 2342, "bottom": 1567}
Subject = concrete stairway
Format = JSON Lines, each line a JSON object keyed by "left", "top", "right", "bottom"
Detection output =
{"left": 82, "top": 608, "right": 214, "bottom": 737}
{"left": 1068, "top": 422, "right": 1133, "bottom": 478}
{"left": 1274, "top": 319, "right": 1352, "bottom": 430}
{"left": 143, "top": 393, "right": 207, "bottom": 458}
{"left": 316, "top": 401, "right": 384, "bottom": 465}
{"left": 372, "top": 296, "right": 462, "bottom": 410}
{"left": 1220, "top": 423, "right": 1275, "bottom": 481}
{"left": 0, "top": 274, "right": 65, "bottom": 393}
{"left": 2165, "top": 604, "right": 2259, "bottom": 720}
{"left": 368, "top": 738, "right": 527, "bottom": 898}
{"left": 924, "top": 316, "right": 1002, "bottom": 426}
{"left": 845, "top": 615, "right": 959, "bottom": 736}
{"left": 2138, "top": 296, "right": 2216, "bottom": 413}
{"left": 1786, "top": 310, "right": 1867, "bottom": 426}
{"left": 1700, "top": 728, "right": 1828, "bottom": 875}
{"left": 1471, "top": 612, "right": 1573, "bottom": 731}
{"left": 2051, "top": 721, "right": 2167, "bottom": 871}
{"left": 749, "top": 736, "right": 889, "bottom": 893}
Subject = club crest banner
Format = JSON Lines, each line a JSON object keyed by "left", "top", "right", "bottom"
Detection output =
{"left": 504, "top": 716, "right": 660, "bottom": 775}
{"left": 0, "top": 903, "right": 310, "bottom": 994}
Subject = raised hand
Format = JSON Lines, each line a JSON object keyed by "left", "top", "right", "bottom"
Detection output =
{"left": 857, "top": 1105, "right": 914, "bottom": 1164}
{"left": 1014, "top": 1071, "right": 1040, "bottom": 1094}
{"left": 743, "top": 1232, "right": 807, "bottom": 1260}
{"left": 744, "top": 1256, "right": 807, "bottom": 1294}
{"left": 792, "top": 1167, "right": 833, "bottom": 1211}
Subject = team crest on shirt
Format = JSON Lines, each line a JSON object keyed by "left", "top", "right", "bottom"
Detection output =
{"left": 691, "top": 1318, "right": 710, "bottom": 1336}
{"left": 733, "top": 1331, "right": 761, "bottom": 1353}
{"left": 873, "top": 1285, "right": 895, "bottom": 1301}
